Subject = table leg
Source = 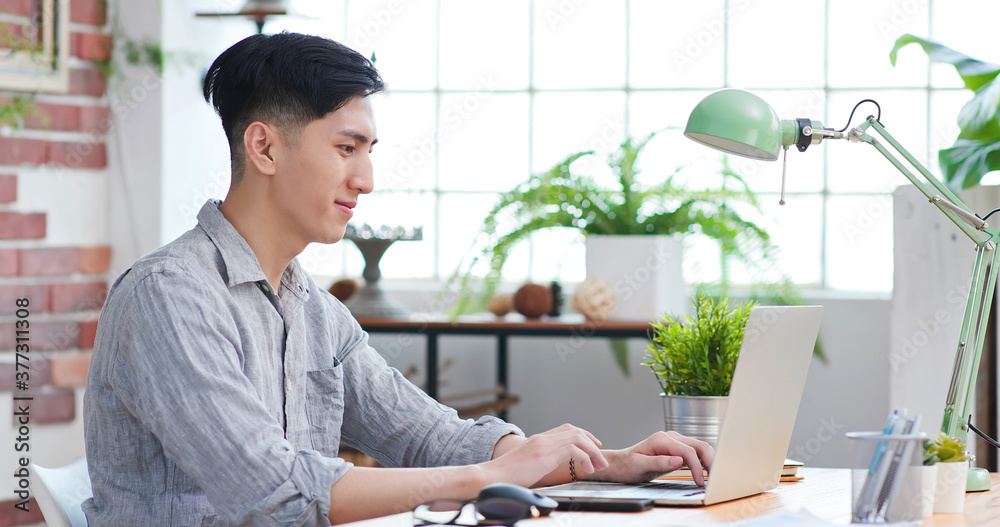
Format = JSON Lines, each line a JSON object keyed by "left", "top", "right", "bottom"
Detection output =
{"left": 497, "top": 335, "right": 508, "bottom": 421}
{"left": 427, "top": 332, "right": 439, "bottom": 400}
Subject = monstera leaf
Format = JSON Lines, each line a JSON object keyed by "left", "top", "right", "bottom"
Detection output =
{"left": 890, "top": 34, "right": 1000, "bottom": 191}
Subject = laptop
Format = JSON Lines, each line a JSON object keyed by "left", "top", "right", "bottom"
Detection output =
{"left": 538, "top": 305, "right": 823, "bottom": 506}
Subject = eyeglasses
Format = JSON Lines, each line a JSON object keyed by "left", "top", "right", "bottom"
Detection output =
{"left": 413, "top": 497, "right": 549, "bottom": 526}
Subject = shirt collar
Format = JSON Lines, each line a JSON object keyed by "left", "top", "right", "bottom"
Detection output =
{"left": 196, "top": 200, "right": 310, "bottom": 301}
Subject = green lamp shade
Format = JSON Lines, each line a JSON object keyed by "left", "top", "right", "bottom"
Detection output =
{"left": 684, "top": 89, "right": 782, "bottom": 161}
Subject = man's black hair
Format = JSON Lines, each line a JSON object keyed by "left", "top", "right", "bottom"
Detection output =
{"left": 203, "top": 32, "right": 385, "bottom": 181}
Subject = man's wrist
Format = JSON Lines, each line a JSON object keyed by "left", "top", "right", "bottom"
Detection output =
{"left": 491, "top": 433, "right": 524, "bottom": 460}
{"left": 587, "top": 449, "right": 619, "bottom": 482}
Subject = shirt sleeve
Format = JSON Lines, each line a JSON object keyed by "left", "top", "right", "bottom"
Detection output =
{"left": 332, "top": 299, "right": 524, "bottom": 469}
{"left": 108, "top": 269, "right": 348, "bottom": 526}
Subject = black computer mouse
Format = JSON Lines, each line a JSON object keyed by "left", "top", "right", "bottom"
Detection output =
{"left": 477, "top": 482, "right": 558, "bottom": 519}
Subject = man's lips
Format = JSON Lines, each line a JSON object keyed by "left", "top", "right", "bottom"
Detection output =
{"left": 336, "top": 201, "right": 356, "bottom": 216}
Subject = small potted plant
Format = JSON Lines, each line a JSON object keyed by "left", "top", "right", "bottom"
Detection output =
{"left": 925, "top": 432, "right": 970, "bottom": 514}
{"left": 642, "top": 292, "right": 756, "bottom": 447}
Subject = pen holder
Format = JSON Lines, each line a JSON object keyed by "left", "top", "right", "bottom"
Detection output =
{"left": 847, "top": 432, "right": 926, "bottom": 524}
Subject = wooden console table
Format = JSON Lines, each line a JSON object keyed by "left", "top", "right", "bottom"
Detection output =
{"left": 355, "top": 314, "right": 652, "bottom": 419}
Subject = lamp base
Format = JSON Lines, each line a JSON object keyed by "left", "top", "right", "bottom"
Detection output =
{"left": 967, "top": 467, "right": 991, "bottom": 492}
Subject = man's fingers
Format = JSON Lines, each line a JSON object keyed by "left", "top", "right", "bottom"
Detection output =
{"left": 569, "top": 436, "right": 608, "bottom": 473}
{"left": 666, "top": 432, "right": 714, "bottom": 472}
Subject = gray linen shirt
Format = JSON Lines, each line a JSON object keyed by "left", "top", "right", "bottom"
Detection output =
{"left": 83, "top": 200, "right": 522, "bottom": 526}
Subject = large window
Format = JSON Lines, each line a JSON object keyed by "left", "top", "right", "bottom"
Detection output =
{"left": 277, "top": 0, "right": 1000, "bottom": 294}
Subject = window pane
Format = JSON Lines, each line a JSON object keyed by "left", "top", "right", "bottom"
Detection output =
{"left": 728, "top": 0, "right": 824, "bottom": 88}
{"left": 629, "top": 0, "right": 725, "bottom": 88}
{"left": 438, "top": 192, "right": 531, "bottom": 282}
{"left": 532, "top": 91, "right": 626, "bottom": 174}
{"left": 827, "top": 2, "right": 929, "bottom": 88}
{"left": 345, "top": 0, "right": 437, "bottom": 90}
{"left": 826, "top": 90, "right": 928, "bottom": 193}
{"left": 438, "top": 93, "right": 530, "bottom": 192}
{"left": 930, "top": 0, "right": 1000, "bottom": 87}
{"left": 826, "top": 195, "right": 893, "bottom": 292}
{"left": 371, "top": 92, "right": 437, "bottom": 191}
{"left": 439, "top": 0, "right": 530, "bottom": 90}
{"left": 532, "top": 0, "right": 626, "bottom": 89}
{"left": 742, "top": 194, "right": 823, "bottom": 286}
{"left": 300, "top": 241, "right": 348, "bottom": 283}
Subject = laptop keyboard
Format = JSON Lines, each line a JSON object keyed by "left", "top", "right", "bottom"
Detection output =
{"left": 642, "top": 481, "right": 702, "bottom": 490}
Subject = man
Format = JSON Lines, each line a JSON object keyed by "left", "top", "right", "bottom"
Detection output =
{"left": 83, "top": 32, "right": 713, "bottom": 526}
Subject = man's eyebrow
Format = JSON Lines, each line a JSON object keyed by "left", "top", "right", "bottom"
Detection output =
{"left": 338, "top": 129, "right": 377, "bottom": 146}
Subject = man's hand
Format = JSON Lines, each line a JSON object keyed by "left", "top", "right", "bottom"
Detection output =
{"left": 486, "top": 424, "right": 609, "bottom": 487}
{"left": 589, "top": 431, "right": 715, "bottom": 487}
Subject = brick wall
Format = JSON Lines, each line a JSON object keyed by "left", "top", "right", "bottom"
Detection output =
{"left": 0, "top": 0, "right": 111, "bottom": 525}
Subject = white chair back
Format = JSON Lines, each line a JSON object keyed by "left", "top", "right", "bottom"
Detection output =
{"left": 30, "top": 458, "right": 91, "bottom": 527}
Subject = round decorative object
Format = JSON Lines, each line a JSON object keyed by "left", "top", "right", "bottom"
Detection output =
{"left": 573, "top": 279, "right": 616, "bottom": 321}
{"left": 487, "top": 294, "right": 513, "bottom": 317}
{"left": 513, "top": 283, "right": 552, "bottom": 319}
{"left": 329, "top": 278, "right": 359, "bottom": 302}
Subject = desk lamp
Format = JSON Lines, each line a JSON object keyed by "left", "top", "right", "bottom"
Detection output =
{"left": 685, "top": 88, "right": 999, "bottom": 492}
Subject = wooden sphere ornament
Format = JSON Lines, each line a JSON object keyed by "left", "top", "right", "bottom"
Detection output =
{"left": 513, "top": 283, "right": 552, "bottom": 318}
{"left": 329, "top": 278, "right": 359, "bottom": 302}
{"left": 573, "top": 279, "right": 616, "bottom": 321}
{"left": 487, "top": 294, "right": 513, "bottom": 317}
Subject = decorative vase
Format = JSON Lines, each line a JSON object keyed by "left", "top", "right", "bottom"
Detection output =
{"left": 343, "top": 224, "right": 422, "bottom": 317}
{"left": 933, "top": 461, "right": 968, "bottom": 514}
{"left": 920, "top": 464, "right": 937, "bottom": 517}
{"left": 584, "top": 234, "right": 686, "bottom": 321}
{"left": 660, "top": 394, "right": 727, "bottom": 449}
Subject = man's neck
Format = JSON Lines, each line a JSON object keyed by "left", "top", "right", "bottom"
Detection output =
{"left": 218, "top": 189, "right": 302, "bottom": 292}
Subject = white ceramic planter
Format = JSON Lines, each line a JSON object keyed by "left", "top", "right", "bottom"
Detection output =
{"left": 933, "top": 461, "right": 968, "bottom": 513}
{"left": 920, "top": 464, "right": 937, "bottom": 517}
{"left": 584, "top": 234, "right": 686, "bottom": 321}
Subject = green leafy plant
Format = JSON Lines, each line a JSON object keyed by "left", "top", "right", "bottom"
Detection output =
{"left": 0, "top": 95, "right": 41, "bottom": 129}
{"left": 446, "top": 132, "right": 771, "bottom": 315}
{"left": 642, "top": 293, "right": 756, "bottom": 396}
{"left": 890, "top": 34, "right": 1000, "bottom": 192}
{"left": 923, "top": 432, "right": 970, "bottom": 465}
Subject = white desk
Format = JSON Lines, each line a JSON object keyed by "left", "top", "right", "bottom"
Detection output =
{"left": 342, "top": 468, "right": 1000, "bottom": 526}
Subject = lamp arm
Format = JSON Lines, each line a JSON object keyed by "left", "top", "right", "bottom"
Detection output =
{"left": 847, "top": 117, "right": 1000, "bottom": 445}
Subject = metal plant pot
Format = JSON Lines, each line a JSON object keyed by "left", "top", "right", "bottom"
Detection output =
{"left": 660, "top": 394, "right": 728, "bottom": 448}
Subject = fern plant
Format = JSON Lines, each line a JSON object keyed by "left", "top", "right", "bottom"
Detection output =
{"left": 643, "top": 293, "right": 756, "bottom": 397}
{"left": 446, "top": 132, "right": 771, "bottom": 315}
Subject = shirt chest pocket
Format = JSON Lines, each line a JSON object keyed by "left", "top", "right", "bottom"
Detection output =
{"left": 305, "top": 366, "right": 345, "bottom": 453}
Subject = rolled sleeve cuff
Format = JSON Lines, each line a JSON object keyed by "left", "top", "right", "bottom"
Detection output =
{"left": 454, "top": 416, "right": 524, "bottom": 465}
{"left": 256, "top": 451, "right": 353, "bottom": 526}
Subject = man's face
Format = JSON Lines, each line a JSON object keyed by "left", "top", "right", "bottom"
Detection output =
{"left": 274, "top": 96, "right": 377, "bottom": 246}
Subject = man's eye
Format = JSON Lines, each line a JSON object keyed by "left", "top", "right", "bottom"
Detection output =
{"left": 340, "top": 145, "right": 355, "bottom": 154}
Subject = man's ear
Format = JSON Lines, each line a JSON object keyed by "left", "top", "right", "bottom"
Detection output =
{"left": 243, "top": 121, "right": 278, "bottom": 176}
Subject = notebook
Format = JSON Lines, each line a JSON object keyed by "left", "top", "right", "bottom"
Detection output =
{"left": 537, "top": 305, "right": 823, "bottom": 506}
